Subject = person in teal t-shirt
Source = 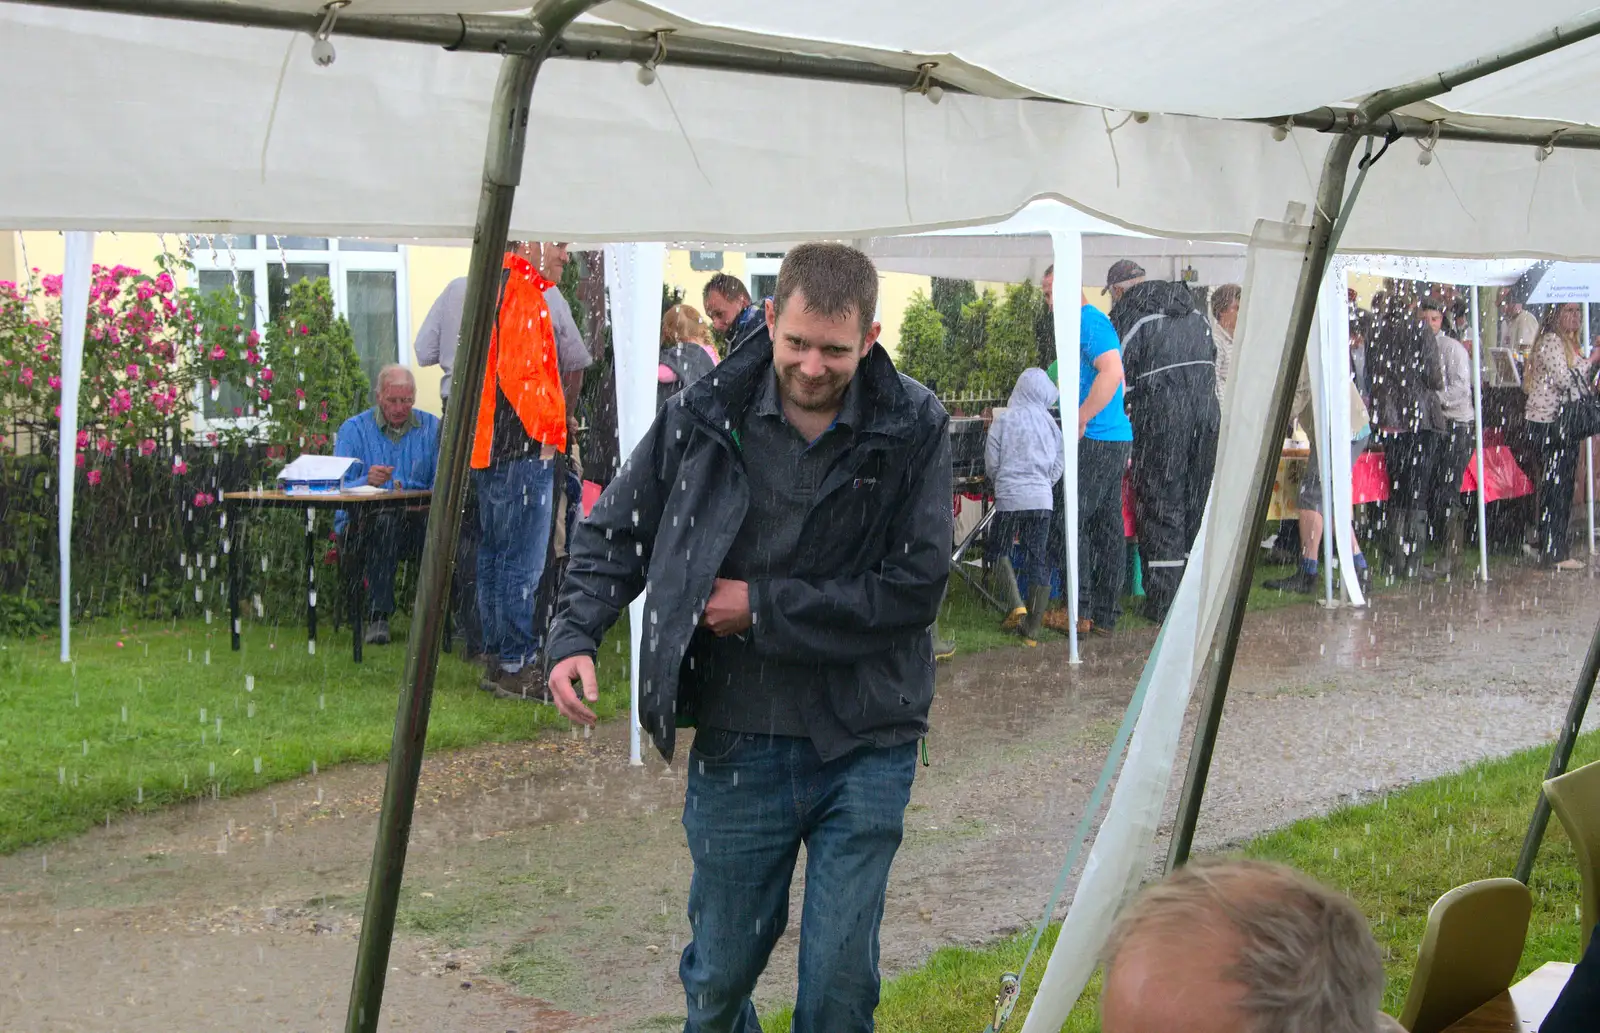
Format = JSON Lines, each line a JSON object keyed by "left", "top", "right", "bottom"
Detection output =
{"left": 1043, "top": 265, "right": 1133, "bottom": 635}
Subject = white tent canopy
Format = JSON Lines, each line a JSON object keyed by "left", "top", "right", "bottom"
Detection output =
{"left": 858, "top": 199, "right": 1247, "bottom": 286}
{"left": 8, "top": 3, "right": 1600, "bottom": 257}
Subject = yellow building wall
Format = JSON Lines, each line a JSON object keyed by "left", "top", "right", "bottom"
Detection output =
{"left": 403, "top": 245, "right": 471, "bottom": 416}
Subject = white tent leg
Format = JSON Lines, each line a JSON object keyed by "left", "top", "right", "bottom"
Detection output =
{"left": 1471, "top": 289, "right": 1490, "bottom": 582}
{"left": 1049, "top": 230, "right": 1082, "bottom": 665}
{"left": 1316, "top": 313, "right": 1337, "bottom": 608}
{"left": 56, "top": 231, "right": 94, "bottom": 663}
{"left": 603, "top": 242, "right": 666, "bottom": 767}
{"left": 1587, "top": 306, "right": 1597, "bottom": 556}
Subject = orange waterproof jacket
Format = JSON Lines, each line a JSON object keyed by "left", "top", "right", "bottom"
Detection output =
{"left": 471, "top": 252, "right": 568, "bottom": 468}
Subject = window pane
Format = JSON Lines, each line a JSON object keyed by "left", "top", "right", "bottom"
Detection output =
{"left": 196, "top": 269, "right": 257, "bottom": 419}
{"left": 346, "top": 270, "right": 399, "bottom": 391}
{"left": 751, "top": 274, "right": 777, "bottom": 302}
{"left": 186, "top": 234, "right": 256, "bottom": 253}
{"left": 266, "top": 263, "right": 331, "bottom": 325}
{"left": 265, "top": 235, "right": 330, "bottom": 251}
{"left": 338, "top": 239, "right": 399, "bottom": 253}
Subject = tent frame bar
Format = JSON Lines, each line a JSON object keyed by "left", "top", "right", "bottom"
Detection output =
{"left": 341, "top": 3, "right": 601, "bottom": 1031}
{"left": 18, "top": 0, "right": 1600, "bottom": 154}
{"left": 1167, "top": 7, "right": 1600, "bottom": 869}
{"left": 12, "top": 0, "right": 975, "bottom": 94}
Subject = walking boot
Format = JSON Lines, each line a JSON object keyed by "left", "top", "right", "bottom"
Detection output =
{"left": 1020, "top": 585, "right": 1051, "bottom": 646}
{"left": 993, "top": 557, "right": 1027, "bottom": 630}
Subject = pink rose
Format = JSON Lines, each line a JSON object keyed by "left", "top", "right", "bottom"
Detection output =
{"left": 247, "top": 330, "right": 261, "bottom": 346}
{"left": 138, "top": 439, "right": 156, "bottom": 456}
{"left": 48, "top": 375, "right": 61, "bottom": 390}
{"left": 18, "top": 367, "right": 33, "bottom": 387}
{"left": 259, "top": 387, "right": 271, "bottom": 402}
{"left": 41, "top": 274, "right": 63, "bottom": 297}
{"left": 209, "top": 345, "right": 227, "bottom": 361}
{"left": 154, "top": 273, "right": 174, "bottom": 292}
{"left": 75, "top": 452, "right": 85, "bottom": 468}
{"left": 124, "top": 364, "right": 139, "bottom": 378}
{"left": 298, "top": 325, "right": 310, "bottom": 336}
{"left": 193, "top": 491, "right": 212, "bottom": 508}
{"left": 86, "top": 469, "right": 101, "bottom": 486}
{"left": 97, "top": 436, "right": 113, "bottom": 454}
{"left": 172, "top": 458, "right": 189, "bottom": 475}
{"left": 260, "top": 368, "right": 273, "bottom": 382}
{"left": 75, "top": 430, "right": 89, "bottom": 449}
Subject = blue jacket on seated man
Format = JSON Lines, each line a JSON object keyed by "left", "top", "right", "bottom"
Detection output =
{"left": 330, "top": 365, "right": 440, "bottom": 639}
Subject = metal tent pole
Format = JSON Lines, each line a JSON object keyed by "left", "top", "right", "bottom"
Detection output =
{"left": 1472, "top": 288, "right": 1491, "bottom": 582}
{"left": 343, "top": 3, "right": 599, "bottom": 1031}
{"left": 1514, "top": 608, "right": 1600, "bottom": 883}
{"left": 1165, "top": 131, "right": 1361, "bottom": 871}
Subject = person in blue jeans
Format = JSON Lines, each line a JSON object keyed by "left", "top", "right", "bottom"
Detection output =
{"left": 546, "top": 243, "right": 951, "bottom": 1032}
{"left": 984, "top": 367, "right": 1064, "bottom": 645}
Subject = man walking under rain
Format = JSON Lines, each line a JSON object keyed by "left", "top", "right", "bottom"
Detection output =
{"left": 1105, "top": 260, "right": 1220, "bottom": 623}
{"left": 546, "top": 243, "right": 952, "bottom": 1033}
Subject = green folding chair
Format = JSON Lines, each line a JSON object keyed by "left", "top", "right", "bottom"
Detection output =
{"left": 1397, "top": 878, "right": 1532, "bottom": 1033}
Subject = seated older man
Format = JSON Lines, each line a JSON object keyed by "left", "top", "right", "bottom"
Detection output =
{"left": 1101, "top": 858, "right": 1400, "bottom": 1033}
{"left": 333, "top": 364, "right": 440, "bottom": 645}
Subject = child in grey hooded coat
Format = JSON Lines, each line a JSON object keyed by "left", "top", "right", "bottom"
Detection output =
{"left": 984, "top": 367, "right": 1064, "bottom": 642}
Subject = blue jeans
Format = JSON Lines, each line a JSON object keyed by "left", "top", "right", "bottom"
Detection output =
{"left": 473, "top": 456, "right": 554, "bottom": 671}
{"left": 680, "top": 732, "right": 918, "bottom": 1033}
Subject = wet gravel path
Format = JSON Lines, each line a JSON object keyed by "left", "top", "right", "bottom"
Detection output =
{"left": 2, "top": 565, "right": 1596, "bottom": 1031}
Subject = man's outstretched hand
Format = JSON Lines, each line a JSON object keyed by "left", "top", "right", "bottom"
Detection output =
{"left": 701, "top": 578, "right": 752, "bottom": 636}
{"left": 549, "top": 654, "right": 599, "bottom": 725}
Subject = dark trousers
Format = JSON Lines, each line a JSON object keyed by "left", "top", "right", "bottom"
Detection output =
{"left": 1533, "top": 419, "right": 1580, "bottom": 563}
{"left": 341, "top": 510, "right": 426, "bottom": 619}
{"left": 1080, "top": 439, "right": 1132, "bottom": 629}
{"left": 985, "top": 510, "right": 1051, "bottom": 593}
{"left": 1130, "top": 398, "right": 1219, "bottom": 623}
{"left": 679, "top": 732, "right": 917, "bottom": 1033}
{"left": 1431, "top": 421, "right": 1474, "bottom": 529}
{"left": 1384, "top": 429, "right": 1441, "bottom": 512}
{"left": 443, "top": 396, "right": 484, "bottom": 656}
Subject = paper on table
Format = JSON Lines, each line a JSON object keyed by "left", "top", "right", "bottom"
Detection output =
{"left": 340, "top": 484, "right": 389, "bottom": 496}
{"left": 278, "top": 455, "right": 355, "bottom": 481}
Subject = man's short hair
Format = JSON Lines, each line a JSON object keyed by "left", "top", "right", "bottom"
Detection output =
{"left": 376, "top": 364, "right": 415, "bottom": 392}
{"left": 773, "top": 242, "right": 879, "bottom": 337}
{"left": 1211, "top": 283, "right": 1242, "bottom": 319}
{"left": 1104, "top": 858, "right": 1384, "bottom": 1033}
{"left": 1420, "top": 296, "right": 1446, "bottom": 314}
{"left": 702, "top": 273, "right": 752, "bottom": 307}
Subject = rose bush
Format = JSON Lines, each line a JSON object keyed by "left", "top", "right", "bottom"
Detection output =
{"left": 1, "top": 254, "right": 374, "bottom": 631}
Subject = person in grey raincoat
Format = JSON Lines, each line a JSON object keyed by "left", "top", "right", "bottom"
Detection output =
{"left": 545, "top": 243, "right": 951, "bottom": 1033}
{"left": 984, "top": 367, "right": 1064, "bottom": 643}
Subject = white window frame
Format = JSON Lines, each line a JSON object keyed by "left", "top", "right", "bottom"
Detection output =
{"left": 188, "top": 236, "right": 411, "bottom": 436}
{"left": 744, "top": 253, "right": 783, "bottom": 302}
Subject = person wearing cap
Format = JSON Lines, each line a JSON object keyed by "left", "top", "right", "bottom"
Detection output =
{"left": 1104, "top": 259, "right": 1220, "bottom": 624}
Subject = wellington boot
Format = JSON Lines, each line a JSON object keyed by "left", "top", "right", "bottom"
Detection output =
{"left": 1021, "top": 586, "right": 1051, "bottom": 641}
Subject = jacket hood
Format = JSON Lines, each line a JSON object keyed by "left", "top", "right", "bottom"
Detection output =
{"left": 1116, "top": 279, "right": 1198, "bottom": 323}
{"left": 1008, "top": 367, "right": 1059, "bottom": 410}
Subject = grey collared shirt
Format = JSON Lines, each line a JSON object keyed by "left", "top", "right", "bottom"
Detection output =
{"left": 687, "top": 370, "right": 863, "bottom": 739}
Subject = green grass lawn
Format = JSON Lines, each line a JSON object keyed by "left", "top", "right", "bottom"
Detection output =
{"left": 0, "top": 615, "right": 633, "bottom": 854}
{"left": 763, "top": 729, "right": 1600, "bottom": 1033}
